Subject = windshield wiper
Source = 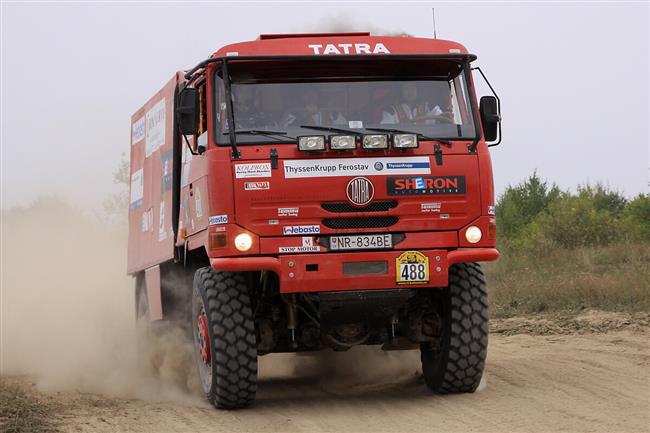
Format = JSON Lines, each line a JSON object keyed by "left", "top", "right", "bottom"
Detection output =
{"left": 299, "top": 124, "right": 363, "bottom": 135}
{"left": 222, "top": 129, "right": 296, "bottom": 142}
{"left": 364, "top": 127, "right": 452, "bottom": 146}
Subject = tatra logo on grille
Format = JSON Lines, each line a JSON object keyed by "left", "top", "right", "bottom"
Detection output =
{"left": 346, "top": 177, "right": 374, "bottom": 207}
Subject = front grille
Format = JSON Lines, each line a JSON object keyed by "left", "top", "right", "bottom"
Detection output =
{"left": 322, "top": 216, "right": 399, "bottom": 229}
{"left": 322, "top": 200, "right": 398, "bottom": 213}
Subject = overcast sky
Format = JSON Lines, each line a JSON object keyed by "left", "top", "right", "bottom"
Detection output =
{"left": 1, "top": 1, "right": 648, "bottom": 210}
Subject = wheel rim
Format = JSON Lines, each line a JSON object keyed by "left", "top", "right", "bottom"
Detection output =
{"left": 193, "top": 295, "right": 213, "bottom": 393}
{"left": 197, "top": 308, "right": 211, "bottom": 365}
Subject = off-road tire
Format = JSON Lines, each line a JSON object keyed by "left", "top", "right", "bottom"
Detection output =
{"left": 192, "top": 268, "right": 257, "bottom": 409}
{"left": 421, "top": 262, "right": 488, "bottom": 393}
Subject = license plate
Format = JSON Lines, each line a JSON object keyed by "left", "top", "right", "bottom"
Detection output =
{"left": 329, "top": 234, "right": 392, "bottom": 251}
{"left": 396, "top": 251, "right": 429, "bottom": 285}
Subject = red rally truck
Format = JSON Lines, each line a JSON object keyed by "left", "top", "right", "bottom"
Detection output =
{"left": 128, "top": 32, "right": 502, "bottom": 409}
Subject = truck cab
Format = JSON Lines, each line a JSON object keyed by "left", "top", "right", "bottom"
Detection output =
{"left": 128, "top": 32, "right": 501, "bottom": 409}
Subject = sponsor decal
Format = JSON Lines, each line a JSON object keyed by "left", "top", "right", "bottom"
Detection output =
{"left": 278, "top": 236, "right": 320, "bottom": 253}
{"left": 421, "top": 202, "right": 442, "bottom": 213}
{"left": 131, "top": 116, "right": 145, "bottom": 145}
{"left": 145, "top": 98, "right": 166, "bottom": 157}
{"left": 488, "top": 205, "right": 496, "bottom": 215}
{"left": 283, "top": 157, "right": 430, "bottom": 178}
{"left": 129, "top": 169, "right": 144, "bottom": 210}
{"left": 161, "top": 151, "right": 172, "bottom": 193}
{"left": 348, "top": 120, "right": 363, "bottom": 129}
{"left": 387, "top": 176, "right": 466, "bottom": 195}
{"left": 236, "top": 163, "right": 272, "bottom": 178}
{"left": 283, "top": 225, "right": 320, "bottom": 235}
{"left": 346, "top": 177, "right": 374, "bottom": 206}
{"left": 308, "top": 43, "right": 390, "bottom": 55}
{"left": 440, "top": 214, "right": 450, "bottom": 219}
{"left": 278, "top": 207, "right": 299, "bottom": 217}
{"left": 279, "top": 246, "right": 320, "bottom": 253}
{"left": 209, "top": 215, "right": 228, "bottom": 225}
{"left": 158, "top": 201, "right": 167, "bottom": 241}
{"left": 268, "top": 219, "right": 279, "bottom": 225}
{"left": 214, "top": 226, "right": 226, "bottom": 232}
{"left": 244, "top": 181, "right": 270, "bottom": 190}
{"left": 141, "top": 208, "right": 153, "bottom": 232}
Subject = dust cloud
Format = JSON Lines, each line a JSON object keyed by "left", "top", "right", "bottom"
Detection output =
{"left": 0, "top": 197, "right": 424, "bottom": 404}
{"left": 260, "top": 347, "right": 421, "bottom": 395}
{"left": 0, "top": 196, "right": 201, "bottom": 404}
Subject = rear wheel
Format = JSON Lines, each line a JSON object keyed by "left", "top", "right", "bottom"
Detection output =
{"left": 420, "top": 262, "right": 488, "bottom": 393}
{"left": 192, "top": 267, "right": 257, "bottom": 409}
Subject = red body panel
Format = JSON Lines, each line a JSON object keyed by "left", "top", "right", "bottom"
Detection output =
{"left": 210, "top": 248, "right": 498, "bottom": 294}
{"left": 127, "top": 73, "right": 183, "bottom": 274}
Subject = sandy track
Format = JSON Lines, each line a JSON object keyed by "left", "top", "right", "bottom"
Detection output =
{"left": 49, "top": 329, "right": 649, "bottom": 433}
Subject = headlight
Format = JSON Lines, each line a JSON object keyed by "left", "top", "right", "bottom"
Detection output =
{"left": 392, "top": 134, "right": 418, "bottom": 149}
{"left": 234, "top": 233, "right": 253, "bottom": 251}
{"left": 330, "top": 135, "right": 356, "bottom": 150}
{"left": 298, "top": 136, "right": 325, "bottom": 151}
{"left": 465, "top": 226, "right": 482, "bottom": 244}
{"left": 362, "top": 134, "right": 388, "bottom": 149}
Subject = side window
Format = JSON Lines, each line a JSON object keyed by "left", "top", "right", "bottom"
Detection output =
{"left": 213, "top": 72, "right": 228, "bottom": 140}
{"left": 197, "top": 82, "right": 207, "bottom": 136}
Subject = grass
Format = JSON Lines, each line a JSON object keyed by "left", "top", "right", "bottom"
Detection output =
{"left": 484, "top": 242, "right": 650, "bottom": 318}
{"left": 0, "top": 378, "right": 59, "bottom": 433}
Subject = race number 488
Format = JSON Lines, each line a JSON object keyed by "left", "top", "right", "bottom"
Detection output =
{"left": 400, "top": 263, "right": 427, "bottom": 281}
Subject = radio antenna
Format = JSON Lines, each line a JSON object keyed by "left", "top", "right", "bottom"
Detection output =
{"left": 432, "top": 8, "right": 437, "bottom": 39}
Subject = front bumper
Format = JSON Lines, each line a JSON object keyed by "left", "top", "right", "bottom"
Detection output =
{"left": 210, "top": 247, "right": 499, "bottom": 294}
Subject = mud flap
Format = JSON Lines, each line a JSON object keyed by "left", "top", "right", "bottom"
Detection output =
{"left": 144, "top": 265, "right": 163, "bottom": 321}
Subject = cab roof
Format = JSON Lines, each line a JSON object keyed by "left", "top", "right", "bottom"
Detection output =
{"left": 211, "top": 32, "right": 471, "bottom": 58}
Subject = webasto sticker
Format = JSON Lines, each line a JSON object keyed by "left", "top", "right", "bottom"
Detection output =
{"left": 209, "top": 215, "right": 228, "bottom": 225}
{"left": 283, "top": 157, "right": 430, "bottom": 178}
{"left": 387, "top": 176, "right": 466, "bottom": 195}
{"left": 282, "top": 225, "right": 320, "bottom": 235}
{"left": 235, "top": 163, "right": 272, "bottom": 178}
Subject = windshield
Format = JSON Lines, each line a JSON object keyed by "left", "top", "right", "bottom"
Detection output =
{"left": 214, "top": 59, "right": 476, "bottom": 144}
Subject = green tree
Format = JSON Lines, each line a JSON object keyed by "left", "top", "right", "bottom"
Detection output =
{"left": 496, "top": 171, "right": 561, "bottom": 240}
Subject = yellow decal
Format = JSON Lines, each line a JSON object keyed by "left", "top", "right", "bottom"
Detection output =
{"left": 396, "top": 251, "right": 429, "bottom": 285}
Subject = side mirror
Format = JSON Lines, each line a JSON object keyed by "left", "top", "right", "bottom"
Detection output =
{"left": 479, "top": 96, "right": 500, "bottom": 143}
{"left": 177, "top": 87, "right": 199, "bottom": 136}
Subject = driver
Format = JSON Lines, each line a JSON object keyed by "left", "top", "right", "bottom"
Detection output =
{"left": 233, "top": 85, "right": 261, "bottom": 128}
{"left": 283, "top": 88, "right": 346, "bottom": 127}
{"left": 380, "top": 82, "right": 453, "bottom": 125}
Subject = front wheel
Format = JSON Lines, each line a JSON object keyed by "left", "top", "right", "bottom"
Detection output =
{"left": 420, "top": 262, "right": 488, "bottom": 393}
{"left": 192, "top": 268, "right": 257, "bottom": 409}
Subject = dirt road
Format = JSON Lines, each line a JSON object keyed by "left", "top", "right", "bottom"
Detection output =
{"left": 17, "top": 328, "right": 646, "bottom": 433}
